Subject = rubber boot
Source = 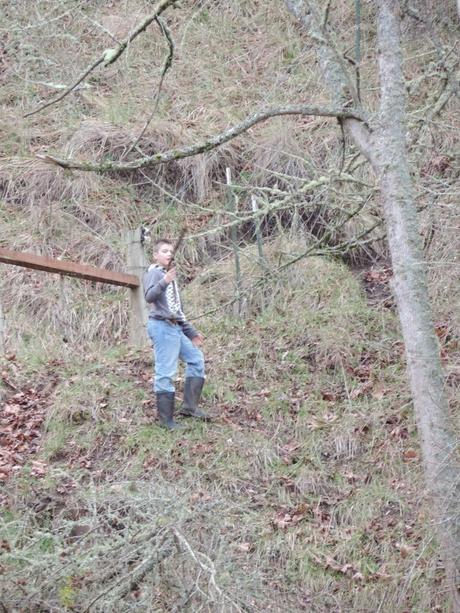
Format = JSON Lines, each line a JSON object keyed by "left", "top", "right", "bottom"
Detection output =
{"left": 156, "top": 392, "right": 184, "bottom": 430}
{"left": 179, "top": 377, "right": 209, "bottom": 420}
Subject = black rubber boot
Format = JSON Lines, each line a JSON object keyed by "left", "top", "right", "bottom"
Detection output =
{"left": 179, "top": 377, "right": 209, "bottom": 420}
{"left": 156, "top": 392, "right": 184, "bottom": 430}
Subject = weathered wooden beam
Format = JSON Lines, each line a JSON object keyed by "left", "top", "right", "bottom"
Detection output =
{"left": 0, "top": 247, "right": 139, "bottom": 288}
{"left": 124, "top": 228, "right": 149, "bottom": 347}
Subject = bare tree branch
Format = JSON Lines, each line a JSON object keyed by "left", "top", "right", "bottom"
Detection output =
{"left": 124, "top": 16, "right": 175, "bottom": 157}
{"left": 410, "top": 61, "right": 460, "bottom": 147}
{"left": 24, "top": 0, "right": 180, "bottom": 118}
{"left": 37, "top": 104, "right": 368, "bottom": 172}
{"left": 82, "top": 530, "right": 173, "bottom": 612}
{"left": 354, "top": 0, "right": 362, "bottom": 101}
{"left": 172, "top": 528, "right": 244, "bottom": 612}
{"left": 286, "top": 0, "right": 360, "bottom": 105}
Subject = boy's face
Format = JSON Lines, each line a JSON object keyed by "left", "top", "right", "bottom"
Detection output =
{"left": 154, "top": 242, "right": 174, "bottom": 268}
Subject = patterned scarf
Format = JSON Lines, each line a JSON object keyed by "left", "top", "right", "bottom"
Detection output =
{"left": 165, "top": 279, "right": 182, "bottom": 316}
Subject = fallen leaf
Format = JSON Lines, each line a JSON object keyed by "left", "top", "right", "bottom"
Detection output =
{"left": 0, "top": 540, "right": 11, "bottom": 552}
{"left": 396, "top": 542, "right": 414, "bottom": 558}
{"left": 321, "top": 391, "right": 337, "bottom": 402}
{"left": 350, "top": 380, "right": 373, "bottom": 399}
{"left": 403, "top": 449, "right": 418, "bottom": 461}
{"left": 272, "top": 512, "right": 292, "bottom": 530}
{"left": 31, "top": 461, "right": 47, "bottom": 477}
{"left": 307, "top": 413, "right": 338, "bottom": 430}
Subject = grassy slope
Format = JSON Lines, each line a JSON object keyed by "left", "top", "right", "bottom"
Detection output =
{"left": 1, "top": 244, "right": 458, "bottom": 611}
{"left": 1, "top": 0, "right": 458, "bottom": 341}
{"left": 0, "top": 1, "right": 459, "bottom": 611}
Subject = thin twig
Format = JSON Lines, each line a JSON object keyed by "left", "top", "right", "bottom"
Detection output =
{"left": 124, "top": 16, "right": 174, "bottom": 157}
{"left": 277, "top": 203, "right": 380, "bottom": 272}
{"left": 24, "top": 0, "right": 179, "bottom": 118}
{"left": 321, "top": 0, "right": 333, "bottom": 30}
{"left": 82, "top": 14, "right": 121, "bottom": 45}
{"left": 172, "top": 528, "right": 244, "bottom": 612}
{"left": 24, "top": 56, "right": 105, "bottom": 118}
{"left": 354, "top": 0, "right": 362, "bottom": 101}
{"left": 112, "top": 538, "right": 175, "bottom": 602}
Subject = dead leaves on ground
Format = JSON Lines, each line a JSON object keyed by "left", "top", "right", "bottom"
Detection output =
{"left": 310, "top": 551, "right": 391, "bottom": 583}
{"left": 272, "top": 502, "right": 311, "bottom": 530}
{"left": 0, "top": 384, "right": 52, "bottom": 482}
{"left": 319, "top": 354, "right": 393, "bottom": 404}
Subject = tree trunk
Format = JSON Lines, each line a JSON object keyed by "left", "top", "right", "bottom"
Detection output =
{"left": 286, "top": 0, "right": 459, "bottom": 605}
{"left": 373, "top": 1, "right": 459, "bottom": 604}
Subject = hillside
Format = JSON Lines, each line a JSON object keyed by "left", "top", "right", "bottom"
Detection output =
{"left": 1, "top": 247, "right": 457, "bottom": 611}
{"left": 1, "top": 0, "right": 458, "bottom": 341}
{"left": 1, "top": 238, "right": 459, "bottom": 610}
{"left": 1, "top": 1, "right": 459, "bottom": 611}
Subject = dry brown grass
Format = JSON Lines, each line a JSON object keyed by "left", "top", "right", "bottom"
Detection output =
{"left": 0, "top": 158, "right": 98, "bottom": 209}
{"left": 0, "top": 4, "right": 458, "bottom": 608}
{"left": 1, "top": 252, "right": 456, "bottom": 611}
{"left": 1, "top": 0, "right": 457, "bottom": 349}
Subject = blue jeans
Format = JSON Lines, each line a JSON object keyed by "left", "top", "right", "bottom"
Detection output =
{"left": 147, "top": 319, "right": 205, "bottom": 393}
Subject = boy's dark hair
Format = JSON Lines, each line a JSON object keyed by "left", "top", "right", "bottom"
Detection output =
{"left": 153, "top": 238, "right": 173, "bottom": 252}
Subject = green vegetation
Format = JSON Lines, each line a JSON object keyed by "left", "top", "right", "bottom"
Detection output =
{"left": 0, "top": 0, "right": 458, "bottom": 611}
{"left": 1, "top": 250, "right": 457, "bottom": 610}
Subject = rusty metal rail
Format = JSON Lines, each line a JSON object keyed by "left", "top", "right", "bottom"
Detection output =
{"left": 0, "top": 247, "right": 139, "bottom": 288}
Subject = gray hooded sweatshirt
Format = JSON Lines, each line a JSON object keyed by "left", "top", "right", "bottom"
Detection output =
{"left": 143, "top": 264, "right": 198, "bottom": 340}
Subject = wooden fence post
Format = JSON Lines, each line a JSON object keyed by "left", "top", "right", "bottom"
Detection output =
{"left": 124, "top": 227, "right": 149, "bottom": 347}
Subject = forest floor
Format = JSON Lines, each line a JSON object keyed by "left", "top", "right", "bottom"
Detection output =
{"left": 1, "top": 253, "right": 459, "bottom": 612}
{"left": 1, "top": 1, "right": 458, "bottom": 610}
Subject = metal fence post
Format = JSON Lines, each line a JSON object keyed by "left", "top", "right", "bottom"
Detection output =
{"left": 226, "top": 168, "right": 243, "bottom": 316}
{"left": 0, "top": 298, "right": 5, "bottom": 355}
{"left": 251, "top": 195, "right": 266, "bottom": 269}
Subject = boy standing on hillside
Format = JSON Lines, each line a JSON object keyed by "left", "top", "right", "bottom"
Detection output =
{"left": 143, "top": 239, "right": 208, "bottom": 430}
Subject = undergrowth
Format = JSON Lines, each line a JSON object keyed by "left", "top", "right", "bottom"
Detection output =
{"left": 0, "top": 1, "right": 459, "bottom": 611}
{"left": 1, "top": 253, "right": 458, "bottom": 612}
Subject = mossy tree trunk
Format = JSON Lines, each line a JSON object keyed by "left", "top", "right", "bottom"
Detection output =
{"left": 373, "top": 1, "right": 459, "bottom": 604}
{"left": 286, "top": 0, "right": 459, "bottom": 605}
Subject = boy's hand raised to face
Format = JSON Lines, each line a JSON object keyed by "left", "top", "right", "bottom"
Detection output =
{"left": 164, "top": 267, "right": 176, "bottom": 284}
